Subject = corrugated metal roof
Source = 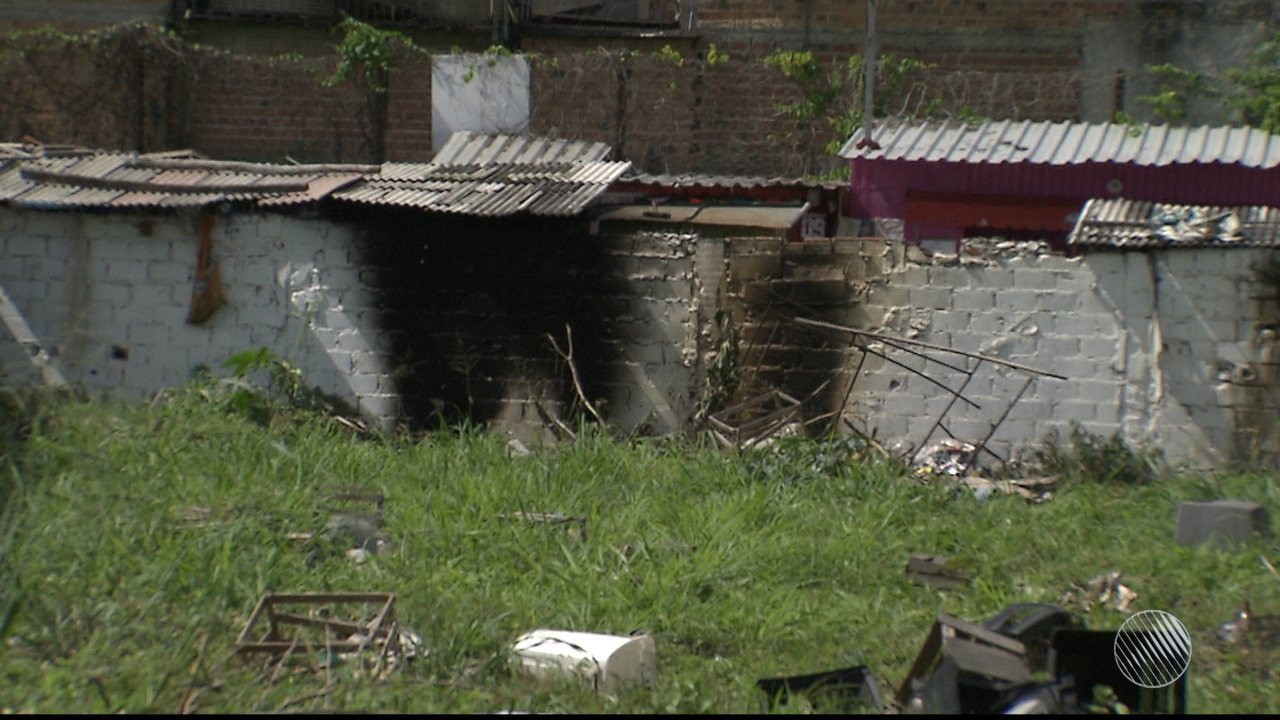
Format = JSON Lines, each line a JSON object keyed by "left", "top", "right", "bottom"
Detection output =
{"left": 840, "top": 120, "right": 1280, "bottom": 169}
{"left": 0, "top": 152, "right": 364, "bottom": 209}
{"left": 334, "top": 132, "right": 630, "bottom": 217}
{"left": 618, "top": 173, "right": 845, "bottom": 190}
{"left": 1068, "top": 197, "right": 1280, "bottom": 248}
{"left": 594, "top": 203, "right": 810, "bottom": 230}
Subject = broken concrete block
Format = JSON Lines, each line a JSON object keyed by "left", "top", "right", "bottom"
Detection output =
{"left": 1175, "top": 500, "right": 1270, "bottom": 549}
{"left": 510, "top": 629, "right": 656, "bottom": 695}
{"left": 906, "top": 554, "right": 970, "bottom": 590}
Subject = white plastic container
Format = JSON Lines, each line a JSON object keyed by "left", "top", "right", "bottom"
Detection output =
{"left": 510, "top": 629, "right": 657, "bottom": 694}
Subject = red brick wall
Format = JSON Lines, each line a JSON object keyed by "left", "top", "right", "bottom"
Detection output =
{"left": 186, "top": 52, "right": 377, "bottom": 164}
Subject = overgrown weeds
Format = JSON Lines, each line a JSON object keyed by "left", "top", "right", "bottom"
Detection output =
{"left": 1031, "top": 421, "right": 1166, "bottom": 487}
{"left": 0, "top": 390, "right": 1275, "bottom": 713}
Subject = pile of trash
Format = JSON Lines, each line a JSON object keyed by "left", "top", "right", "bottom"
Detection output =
{"left": 911, "top": 440, "right": 1056, "bottom": 503}
{"left": 758, "top": 602, "right": 1186, "bottom": 714}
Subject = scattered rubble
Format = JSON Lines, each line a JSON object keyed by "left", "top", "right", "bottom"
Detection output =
{"left": 1059, "top": 571, "right": 1137, "bottom": 613}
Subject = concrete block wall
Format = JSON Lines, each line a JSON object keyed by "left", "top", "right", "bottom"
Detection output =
{"left": 857, "top": 245, "right": 1280, "bottom": 467}
{"left": 722, "top": 236, "right": 1280, "bottom": 468}
{"left": 0, "top": 208, "right": 400, "bottom": 428}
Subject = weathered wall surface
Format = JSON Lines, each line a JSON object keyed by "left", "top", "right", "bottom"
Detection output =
{"left": 724, "top": 237, "right": 1280, "bottom": 468}
{"left": 347, "top": 210, "right": 715, "bottom": 441}
{"left": 0, "top": 207, "right": 718, "bottom": 442}
{"left": 0, "top": 208, "right": 402, "bottom": 427}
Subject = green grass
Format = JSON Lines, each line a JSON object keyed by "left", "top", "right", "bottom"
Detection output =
{"left": 0, "top": 386, "right": 1278, "bottom": 713}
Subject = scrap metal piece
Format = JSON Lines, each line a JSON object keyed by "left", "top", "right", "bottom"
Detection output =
{"left": 708, "top": 390, "right": 802, "bottom": 450}
{"left": 757, "top": 665, "right": 884, "bottom": 713}
{"left": 906, "top": 554, "right": 970, "bottom": 591}
{"left": 235, "top": 592, "right": 412, "bottom": 681}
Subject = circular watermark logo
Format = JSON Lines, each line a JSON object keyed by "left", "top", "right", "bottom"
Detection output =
{"left": 1113, "top": 610, "right": 1191, "bottom": 688}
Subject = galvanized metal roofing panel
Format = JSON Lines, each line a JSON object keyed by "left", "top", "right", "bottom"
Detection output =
{"left": 841, "top": 120, "right": 1280, "bottom": 169}
{"left": 1069, "top": 197, "right": 1280, "bottom": 248}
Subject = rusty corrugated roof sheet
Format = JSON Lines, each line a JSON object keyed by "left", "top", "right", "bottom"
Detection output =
{"left": 841, "top": 120, "right": 1280, "bottom": 169}
{"left": 1068, "top": 197, "right": 1280, "bottom": 248}
{"left": 0, "top": 151, "right": 370, "bottom": 210}
{"left": 334, "top": 131, "right": 631, "bottom": 217}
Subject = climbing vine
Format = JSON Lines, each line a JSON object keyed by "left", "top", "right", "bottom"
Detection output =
{"left": 763, "top": 49, "right": 978, "bottom": 156}
{"left": 1140, "top": 32, "right": 1280, "bottom": 132}
{"left": 323, "top": 15, "right": 414, "bottom": 94}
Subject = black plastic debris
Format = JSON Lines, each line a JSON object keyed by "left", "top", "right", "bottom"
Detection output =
{"left": 756, "top": 665, "right": 884, "bottom": 713}
{"left": 1051, "top": 628, "right": 1187, "bottom": 714}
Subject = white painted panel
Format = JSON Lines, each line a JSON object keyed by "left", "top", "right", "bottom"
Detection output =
{"left": 431, "top": 54, "right": 531, "bottom": 153}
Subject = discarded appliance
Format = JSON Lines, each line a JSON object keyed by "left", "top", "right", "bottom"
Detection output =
{"left": 708, "top": 390, "right": 802, "bottom": 450}
{"left": 509, "top": 629, "right": 657, "bottom": 695}
{"left": 905, "top": 554, "right": 970, "bottom": 591}
{"left": 497, "top": 511, "right": 588, "bottom": 543}
{"left": 1051, "top": 627, "right": 1187, "bottom": 714}
{"left": 896, "top": 604, "right": 1184, "bottom": 714}
{"left": 980, "top": 603, "right": 1079, "bottom": 674}
{"left": 756, "top": 665, "right": 884, "bottom": 713}
{"left": 235, "top": 592, "right": 419, "bottom": 680}
{"left": 1175, "top": 500, "right": 1270, "bottom": 549}
{"left": 896, "top": 612, "right": 1034, "bottom": 714}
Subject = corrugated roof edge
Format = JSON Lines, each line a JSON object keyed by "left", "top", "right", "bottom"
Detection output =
{"left": 616, "top": 173, "right": 845, "bottom": 190}
{"left": 839, "top": 119, "right": 1280, "bottom": 169}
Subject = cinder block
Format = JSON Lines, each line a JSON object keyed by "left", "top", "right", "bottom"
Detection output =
{"left": 106, "top": 260, "right": 148, "bottom": 283}
{"left": 953, "top": 291, "right": 995, "bottom": 311}
{"left": 1175, "top": 500, "right": 1271, "bottom": 549}
{"left": 7, "top": 236, "right": 46, "bottom": 257}
{"left": 1012, "top": 269, "right": 1058, "bottom": 290}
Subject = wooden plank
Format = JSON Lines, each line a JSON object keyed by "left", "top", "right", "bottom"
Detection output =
{"left": 0, "top": 285, "right": 67, "bottom": 387}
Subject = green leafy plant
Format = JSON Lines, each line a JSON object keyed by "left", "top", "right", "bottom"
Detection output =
{"left": 323, "top": 15, "right": 410, "bottom": 94}
{"left": 1140, "top": 62, "right": 1217, "bottom": 123}
{"left": 1031, "top": 421, "right": 1165, "bottom": 487}
{"left": 651, "top": 44, "right": 684, "bottom": 66}
{"left": 1226, "top": 33, "right": 1280, "bottom": 132}
{"left": 763, "top": 49, "right": 936, "bottom": 155}
{"left": 705, "top": 44, "right": 729, "bottom": 66}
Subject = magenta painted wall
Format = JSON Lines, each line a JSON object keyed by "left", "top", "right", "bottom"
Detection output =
{"left": 850, "top": 158, "right": 1280, "bottom": 240}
